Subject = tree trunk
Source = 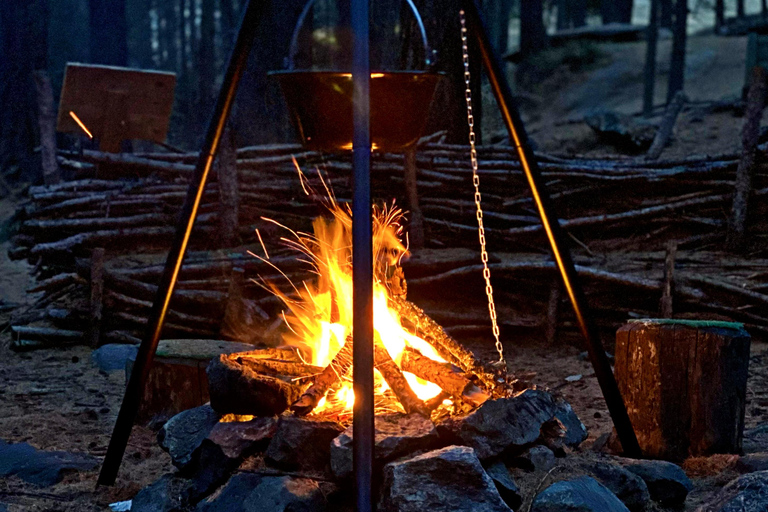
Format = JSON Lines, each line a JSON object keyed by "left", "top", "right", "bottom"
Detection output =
{"left": 666, "top": 0, "right": 687, "bottom": 104}
{"left": 715, "top": 0, "right": 725, "bottom": 33}
{"left": 727, "top": 66, "right": 767, "bottom": 252}
{"left": 520, "top": 0, "right": 546, "bottom": 57}
{"left": 643, "top": 0, "right": 660, "bottom": 117}
{"left": 615, "top": 321, "right": 751, "bottom": 461}
{"left": 738, "top": 0, "right": 746, "bottom": 19}
{"left": 571, "top": 0, "right": 587, "bottom": 27}
{"left": 89, "top": 0, "right": 128, "bottom": 66}
{"left": 33, "top": 70, "right": 61, "bottom": 185}
{"left": 660, "top": 0, "right": 673, "bottom": 28}
{"left": 197, "top": 0, "right": 216, "bottom": 132}
{"left": 601, "top": 0, "right": 633, "bottom": 24}
{"left": 0, "top": 0, "right": 48, "bottom": 184}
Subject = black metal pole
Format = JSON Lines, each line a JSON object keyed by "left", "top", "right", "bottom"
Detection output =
{"left": 461, "top": 0, "right": 641, "bottom": 458}
{"left": 97, "top": 0, "right": 267, "bottom": 486}
{"left": 351, "top": 0, "right": 374, "bottom": 510}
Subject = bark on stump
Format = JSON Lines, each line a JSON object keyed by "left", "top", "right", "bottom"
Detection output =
{"left": 615, "top": 319, "right": 751, "bottom": 461}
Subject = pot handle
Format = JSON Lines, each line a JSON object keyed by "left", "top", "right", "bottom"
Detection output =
{"left": 286, "top": 0, "right": 433, "bottom": 69}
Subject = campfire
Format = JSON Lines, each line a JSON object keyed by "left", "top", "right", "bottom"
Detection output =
{"left": 207, "top": 173, "right": 501, "bottom": 422}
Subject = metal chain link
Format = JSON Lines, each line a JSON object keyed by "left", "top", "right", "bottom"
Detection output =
{"left": 460, "top": 10, "right": 505, "bottom": 366}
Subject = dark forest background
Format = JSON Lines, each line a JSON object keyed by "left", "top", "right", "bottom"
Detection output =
{"left": 0, "top": 0, "right": 746, "bottom": 185}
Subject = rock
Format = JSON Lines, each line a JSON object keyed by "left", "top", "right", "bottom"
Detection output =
{"left": 578, "top": 461, "right": 650, "bottom": 512}
{"left": 378, "top": 445, "right": 512, "bottom": 512}
{"left": 188, "top": 417, "right": 278, "bottom": 498}
{"left": 157, "top": 404, "right": 220, "bottom": 471}
{"left": 330, "top": 413, "right": 441, "bottom": 480}
{"left": 584, "top": 110, "right": 656, "bottom": 152}
{"left": 736, "top": 453, "right": 768, "bottom": 473}
{"left": 625, "top": 460, "right": 692, "bottom": 507}
{"left": 196, "top": 472, "right": 328, "bottom": 511}
{"left": 0, "top": 439, "right": 98, "bottom": 487}
{"left": 484, "top": 461, "right": 522, "bottom": 510}
{"left": 131, "top": 474, "right": 194, "bottom": 512}
{"left": 265, "top": 416, "right": 344, "bottom": 472}
{"left": 0, "top": 503, "right": 7, "bottom": 512}
{"left": 91, "top": 343, "right": 138, "bottom": 373}
{"left": 513, "top": 445, "right": 557, "bottom": 472}
{"left": 553, "top": 397, "right": 588, "bottom": 448}
{"left": 532, "top": 476, "right": 630, "bottom": 512}
{"left": 439, "top": 389, "right": 558, "bottom": 460}
{"left": 703, "top": 470, "right": 768, "bottom": 512}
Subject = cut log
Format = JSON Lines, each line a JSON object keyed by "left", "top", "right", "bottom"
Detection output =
{"left": 400, "top": 347, "right": 489, "bottom": 406}
{"left": 291, "top": 334, "right": 354, "bottom": 416}
{"left": 615, "top": 319, "right": 751, "bottom": 460}
{"left": 10, "top": 326, "right": 84, "bottom": 351}
{"left": 27, "top": 273, "right": 84, "bottom": 293}
{"left": 207, "top": 352, "right": 302, "bottom": 417}
{"left": 659, "top": 241, "right": 677, "bottom": 317}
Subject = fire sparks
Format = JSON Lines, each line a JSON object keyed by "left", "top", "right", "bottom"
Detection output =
{"left": 68, "top": 111, "right": 93, "bottom": 139}
{"left": 257, "top": 167, "right": 448, "bottom": 417}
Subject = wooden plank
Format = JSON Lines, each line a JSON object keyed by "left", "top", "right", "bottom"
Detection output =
{"left": 57, "top": 63, "right": 176, "bottom": 150}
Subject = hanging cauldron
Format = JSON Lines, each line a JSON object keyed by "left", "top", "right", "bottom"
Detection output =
{"left": 270, "top": 0, "right": 443, "bottom": 152}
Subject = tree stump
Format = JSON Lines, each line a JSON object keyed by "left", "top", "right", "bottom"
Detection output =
{"left": 615, "top": 319, "right": 751, "bottom": 461}
{"left": 132, "top": 339, "right": 253, "bottom": 423}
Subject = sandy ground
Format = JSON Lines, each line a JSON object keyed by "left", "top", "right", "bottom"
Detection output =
{"left": 1, "top": 32, "right": 768, "bottom": 510}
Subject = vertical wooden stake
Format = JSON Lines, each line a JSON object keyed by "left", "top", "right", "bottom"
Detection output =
{"left": 221, "top": 267, "right": 245, "bottom": 340}
{"left": 33, "top": 70, "right": 61, "bottom": 185}
{"left": 660, "top": 241, "right": 677, "bottom": 318}
{"left": 89, "top": 248, "right": 105, "bottom": 348}
{"left": 403, "top": 148, "right": 425, "bottom": 250}
{"left": 217, "top": 127, "right": 239, "bottom": 247}
{"left": 727, "top": 66, "right": 767, "bottom": 252}
{"left": 546, "top": 278, "right": 560, "bottom": 345}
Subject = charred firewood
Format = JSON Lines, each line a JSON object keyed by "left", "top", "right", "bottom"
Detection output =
{"left": 390, "top": 297, "right": 497, "bottom": 390}
{"left": 207, "top": 353, "right": 302, "bottom": 416}
{"left": 373, "top": 337, "right": 429, "bottom": 417}
{"left": 400, "top": 347, "right": 489, "bottom": 407}
{"left": 291, "top": 334, "right": 354, "bottom": 416}
{"left": 234, "top": 356, "right": 322, "bottom": 379}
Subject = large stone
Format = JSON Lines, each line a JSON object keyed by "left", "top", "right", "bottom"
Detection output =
{"left": 703, "top": 471, "right": 768, "bottom": 512}
{"left": 157, "top": 404, "right": 221, "bottom": 471}
{"left": 91, "top": 343, "right": 138, "bottom": 373}
{"left": 196, "top": 472, "right": 328, "bottom": 511}
{"left": 0, "top": 439, "right": 98, "bottom": 487}
{"left": 578, "top": 461, "right": 650, "bottom": 512}
{"left": 743, "top": 423, "right": 768, "bottom": 454}
{"left": 439, "top": 389, "right": 558, "bottom": 460}
{"left": 484, "top": 461, "right": 522, "bottom": 510}
{"left": 553, "top": 397, "right": 588, "bottom": 448}
{"left": 531, "top": 476, "right": 630, "bottom": 512}
{"left": 625, "top": 460, "right": 692, "bottom": 507}
{"left": 265, "top": 416, "right": 344, "bottom": 472}
{"left": 330, "top": 413, "right": 441, "bottom": 480}
{"left": 131, "top": 475, "right": 194, "bottom": 512}
{"left": 378, "top": 445, "right": 512, "bottom": 512}
{"left": 188, "top": 417, "right": 278, "bottom": 499}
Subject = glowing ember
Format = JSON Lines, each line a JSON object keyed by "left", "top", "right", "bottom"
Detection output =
{"left": 68, "top": 111, "right": 93, "bottom": 139}
{"left": 256, "top": 171, "right": 448, "bottom": 417}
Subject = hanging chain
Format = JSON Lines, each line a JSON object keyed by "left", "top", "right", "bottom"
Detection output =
{"left": 460, "top": 10, "right": 505, "bottom": 366}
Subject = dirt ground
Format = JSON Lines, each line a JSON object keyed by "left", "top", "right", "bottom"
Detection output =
{"left": 1, "top": 32, "right": 768, "bottom": 510}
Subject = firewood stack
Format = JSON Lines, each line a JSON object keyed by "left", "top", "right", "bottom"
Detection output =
{"left": 6, "top": 139, "right": 768, "bottom": 349}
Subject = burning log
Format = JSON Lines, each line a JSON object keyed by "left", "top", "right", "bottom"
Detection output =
{"left": 390, "top": 297, "right": 498, "bottom": 390}
{"left": 374, "top": 338, "right": 429, "bottom": 417}
{"left": 400, "top": 347, "right": 489, "bottom": 407}
{"left": 291, "top": 334, "right": 354, "bottom": 416}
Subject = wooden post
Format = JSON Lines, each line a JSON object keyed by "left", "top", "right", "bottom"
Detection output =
{"left": 666, "top": 0, "right": 688, "bottom": 104}
{"left": 217, "top": 127, "right": 239, "bottom": 247}
{"left": 546, "top": 278, "right": 560, "bottom": 345}
{"left": 221, "top": 266, "right": 246, "bottom": 341}
{"left": 643, "top": 0, "right": 660, "bottom": 117}
{"left": 659, "top": 241, "right": 677, "bottom": 318}
{"left": 403, "top": 149, "right": 425, "bottom": 250}
{"left": 727, "top": 66, "right": 767, "bottom": 252}
{"left": 89, "top": 248, "right": 105, "bottom": 348}
{"left": 33, "top": 70, "right": 61, "bottom": 185}
{"left": 615, "top": 320, "right": 751, "bottom": 461}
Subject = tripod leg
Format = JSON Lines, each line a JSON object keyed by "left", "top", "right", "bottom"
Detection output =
{"left": 97, "top": 0, "right": 269, "bottom": 486}
{"left": 460, "top": 0, "right": 641, "bottom": 458}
